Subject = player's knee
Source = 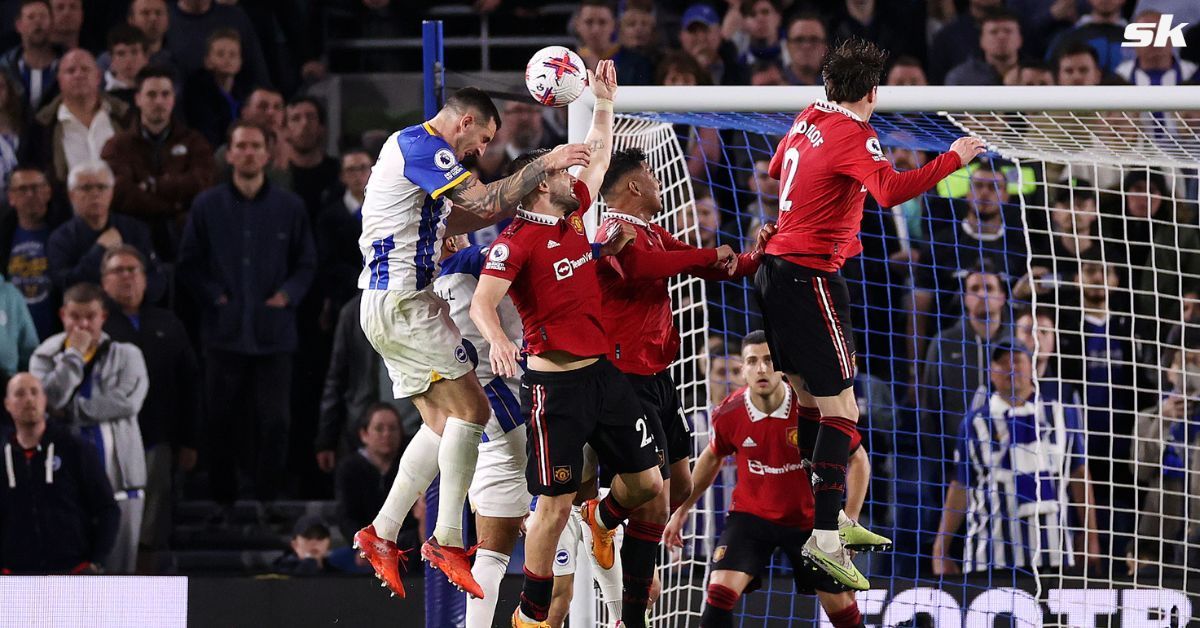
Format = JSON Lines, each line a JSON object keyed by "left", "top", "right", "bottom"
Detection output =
{"left": 534, "top": 495, "right": 575, "bottom": 529}
{"left": 627, "top": 471, "right": 664, "bottom": 506}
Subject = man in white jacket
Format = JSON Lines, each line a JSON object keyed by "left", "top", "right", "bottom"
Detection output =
{"left": 30, "top": 282, "right": 148, "bottom": 574}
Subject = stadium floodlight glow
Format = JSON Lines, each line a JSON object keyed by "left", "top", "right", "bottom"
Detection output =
{"left": 568, "top": 85, "right": 1200, "bottom": 627}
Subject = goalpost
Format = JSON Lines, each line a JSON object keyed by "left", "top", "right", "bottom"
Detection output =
{"left": 568, "top": 86, "right": 1200, "bottom": 627}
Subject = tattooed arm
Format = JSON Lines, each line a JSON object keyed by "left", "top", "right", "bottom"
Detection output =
{"left": 576, "top": 60, "right": 618, "bottom": 204}
{"left": 443, "top": 143, "right": 592, "bottom": 236}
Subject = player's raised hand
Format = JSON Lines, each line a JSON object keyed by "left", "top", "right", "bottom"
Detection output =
{"left": 544, "top": 143, "right": 591, "bottom": 171}
{"left": 600, "top": 222, "right": 637, "bottom": 256}
{"left": 663, "top": 509, "right": 687, "bottom": 550}
{"left": 490, "top": 337, "right": 523, "bottom": 379}
{"left": 949, "top": 136, "right": 986, "bottom": 166}
{"left": 588, "top": 59, "right": 618, "bottom": 101}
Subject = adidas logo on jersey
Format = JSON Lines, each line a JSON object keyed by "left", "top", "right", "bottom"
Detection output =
{"left": 547, "top": 240, "right": 560, "bottom": 249}
{"left": 742, "top": 437, "right": 757, "bottom": 447}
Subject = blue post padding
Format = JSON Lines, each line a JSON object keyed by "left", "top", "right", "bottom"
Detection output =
{"left": 421, "top": 21, "right": 444, "bottom": 119}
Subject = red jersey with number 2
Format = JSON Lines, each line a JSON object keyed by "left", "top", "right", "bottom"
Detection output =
{"left": 765, "top": 101, "right": 962, "bottom": 272}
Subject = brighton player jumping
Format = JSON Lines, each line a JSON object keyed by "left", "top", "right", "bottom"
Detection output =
{"left": 354, "top": 86, "right": 591, "bottom": 598}
{"left": 665, "top": 332, "right": 872, "bottom": 628}
{"left": 756, "top": 37, "right": 984, "bottom": 589}
{"left": 470, "top": 63, "right": 665, "bottom": 628}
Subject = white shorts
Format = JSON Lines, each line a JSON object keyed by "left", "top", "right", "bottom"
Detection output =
{"left": 360, "top": 289, "right": 474, "bottom": 399}
{"left": 554, "top": 507, "right": 583, "bottom": 577}
{"left": 467, "top": 427, "right": 532, "bottom": 519}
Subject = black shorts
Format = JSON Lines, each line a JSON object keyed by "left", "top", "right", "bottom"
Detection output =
{"left": 521, "top": 358, "right": 660, "bottom": 497}
{"left": 754, "top": 255, "right": 856, "bottom": 397}
{"left": 626, "top": 370, "right": 694, "bottom": 477}
{"left": 712, "top": 511, "right": 850, "bottom": 595}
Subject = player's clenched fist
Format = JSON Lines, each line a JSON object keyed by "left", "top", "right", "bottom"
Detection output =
{"left": 489, "top": 336, "right": 523, "bottom": 379}
{"left": 544, "top": 143, "right": 591, "bottom": 170}
{"left": 600, "top": 221, "right": 637, "bottom": 257}
{"left": 949, "top": 136, "right": 986, "bottom": 166}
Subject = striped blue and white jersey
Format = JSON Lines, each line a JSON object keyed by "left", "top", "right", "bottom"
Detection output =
{"left": 955, "top": 389, "right": 1087, "bottom": 574}
{"left": 358, "top": 123, "right": 471, "bottom": 292}
{"left": 434, "top": 244, "right": 524, "bottom": 442}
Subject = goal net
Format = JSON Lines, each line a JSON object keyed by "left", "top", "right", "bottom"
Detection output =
{"left": 568, "top": 86, "right": 1200, "bottom": 627}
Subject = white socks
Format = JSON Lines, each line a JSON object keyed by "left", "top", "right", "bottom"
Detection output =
{"left": 373, "top": 424, "right": 441, "bottom": 542}
{"left": 580, "top": 508, "right": 623, "bottom": 619}
{"left": 465, "top": 549, "right": 509, "bottom": 628}
{"left": 432, "top": 417, "right": 484, "bottom": 547}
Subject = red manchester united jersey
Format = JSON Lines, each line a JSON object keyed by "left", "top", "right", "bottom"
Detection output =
{"left": 482, "top": 180, "right": 608, "bottom": 358}
{"left": 597, "top": 211, "right": 760, "bottom": 376}
{"left": 710, "top": 384, "right": 814, "bottom": 528}
{"left": 765, "top": 101, "right": 962, "bottom": 271}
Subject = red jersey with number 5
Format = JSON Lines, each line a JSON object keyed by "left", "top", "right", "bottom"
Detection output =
{"left": 765, "top": 101, "right": 962, "bottom": 272}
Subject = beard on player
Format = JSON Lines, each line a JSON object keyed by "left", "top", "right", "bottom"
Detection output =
{"left": 549, "top": 174, "right": 581, "bottom": 212}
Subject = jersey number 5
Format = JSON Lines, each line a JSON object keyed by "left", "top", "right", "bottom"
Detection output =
{"left": 778, "top": 147, "right": 800, "bottom": 212}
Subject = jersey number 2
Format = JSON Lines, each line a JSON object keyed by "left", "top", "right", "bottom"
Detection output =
{"left": 635, "top": 417, "right": 654, "bottom": 448}
{"left": 777, "top": 147, "right": 800, "bottom": 212}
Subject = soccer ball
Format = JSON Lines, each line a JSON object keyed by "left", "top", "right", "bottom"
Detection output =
{"left": 525, "top": 46, "right": 587, "bottom": 107}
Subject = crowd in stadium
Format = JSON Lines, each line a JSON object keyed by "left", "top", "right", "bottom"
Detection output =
{"left": 0, "top": 0, "right": 1195, "bottom": 597}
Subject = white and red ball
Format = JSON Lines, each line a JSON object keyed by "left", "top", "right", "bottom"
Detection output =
{"left": 525, "top": 46, "right": 587, "bottom": 107}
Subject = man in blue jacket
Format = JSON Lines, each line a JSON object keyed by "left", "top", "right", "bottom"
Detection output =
{"left": 178, "top": 120, "right": 316, "bottom": 516}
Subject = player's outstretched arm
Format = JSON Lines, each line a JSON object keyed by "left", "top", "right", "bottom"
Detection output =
{"left": 861, "top": 136, "right": 986, "bottom": 208}
{"left": 469, "top": 274, "right": 522, "bottom": 379}
{"left": 931, "top": 480, "right": 967, "bottom": 575}
{"left": 443, "top": 143, "right": 593, "bottom": 235}
{"left": 664, "top": 445, "right": 722, "bottom": 549}
{"left": 576, "top": 60, "right": 617, "bottom": 203}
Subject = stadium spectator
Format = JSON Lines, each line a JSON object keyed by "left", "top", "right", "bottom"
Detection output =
{"left": 47, "top": 161, "right": 164, "bottom": 298}
{"left": 1115, "top": 11, "right": 1198, "bottom": 85}
{"left": 707, "top": 349, "right": 744, "bottom": 407}
{"left": 1058, "top": 255, "right": 1152, "bottom": 570}
{"left": 30, "top": 282, "right": 149, "bottom": 574}
{"left": 679, "top": 3, "right": 748, "bottom": 86}
{"left": 1, "top": 166, "right": 67, "bottom": 338}
{"left": 885, "top": 55, "right": 928, "bottom": 86}
{"left": 0, "top": 71, "right": 24, "bottom": 194}
{"left": 177, "top": 120, "right": 315, "bottom": 515}
{"left": 945, "top": 8, "right": 1023, "bottom": 86}
{"left": 1046, "top": 0, "right": 1129, "bottom": 74}
{"left": 0, "top": 0, "right": 60, "bottom": 113}
{"left": 915, "top": 163, "right": 1027, "bottom": 335}
{"left": 284, "top": 96, "right": 338, "bottom": 219}
{"left": 1007, "top": 0, "right": 1087, "bottom": 59}
{"left": 927, "top": 0, "right": 1003, "bottom": 84}
{"left": 1130, "top": 325, "right": 1199, "bottom": 572}
{"left": 100, "top": 246, "right": 199, "bottom": 569}
{"left": 184, "top": 28, "right": 250, "bottom": 149}
{"left": 828, "top": 0, "right": 924, "bottom": 65}
{"left": 573, "top": 0, "right": 653, "bottom": 86}
{"left": 920, "top": 260, "right": 1016, "bottom": 480}
{"left": 272, "top": 514, "right": 337, "bottom": 576}
{"left": 315, "top": 294, "right": 414, "bottom": 472}
{"left": 476, "top": 99, "right": 555, "bottom": 183}
{"left": 683, "top": 186, "right": 721, "bottom": 250}
{"left": 616, "top": 0, "right": 658, "bottom": 60}
{"left": 1014, "top": 307, "right": 1061, "bottom": 379}
{"left": 1007, "top": 59, "right": 1056, "bottom": 85}
{"left": 102, "top": 65, "right": 215, "bottom": 260}
{"left": 102, "top": 24, "right": 149, "bottom": 106}
{"left": 729, "top": 0, "right": 784, "bottom": 67}
{"left": 334, "top": 404, "right": 420, "bottom": 549}
{"left": 741, "top": 158, "right": 777, "bottom": 252}
{"left": 99, "top": 0, "right": 176, "bottom": 78}
{"left": 48, "top": 0, "right": 81, "bottom": 50}
{"left": 782, "top": 13, "right": 825, "bottom": 86}
{"left": 932, "top": 341, "right": 1099, "bottom": 576}
{"left": 316, "top": 149, "right": 371, "bottom": 319}
{"left": 1028, "top": 183, "right": 1104, "bottom": 285}
{"left": 0, "top": 274, "right": 37, "bottom": 380}
{"left": 748, "top": 58, "right": 786, "bottom": 86}
{"left": 1053, "top": 37, "right": 1105, "bottom": 86}
{"left": 167, "top": 0, "right": 270, "bottom": 90}
{"left": 1114, "top": 170, "right": 1200, "bottom": 339}
{"left": 0, "top": 372, "right": 119, "bottom": 575}
{"left": 219, "top": 86, "right": 290, "bottom": 182}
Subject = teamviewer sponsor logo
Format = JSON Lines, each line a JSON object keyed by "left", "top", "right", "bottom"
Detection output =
{"left": 747, "top": 459, "right": 805, "bottom": 476}
{"left": 553, "top": 252, "right": 592, "bottom": 280}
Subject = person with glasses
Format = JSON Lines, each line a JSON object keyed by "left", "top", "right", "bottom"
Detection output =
{"left": 100, "top": 244, "right": 200, "bottom": 572}
{"left": 47, "top": 160, "right": 164, "bottom": 301}
{"left": 782, "top": 13, "right": 827, "bottom": 86}
{"left": 0, "top": 166, "right": 69, "bottom": 338}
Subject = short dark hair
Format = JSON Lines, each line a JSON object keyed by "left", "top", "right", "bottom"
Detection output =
{"left": 1054, "top": 41, "right": 1100, "bottom": 73}
{"left": 63, "top": 282, "right": 105, "bottom": 305}
{"left": 891, "top": 54, "right": 922, "bottom": 69}
{"left": 655, "top": 50, "right": 711, "bottom": 86}
{"left": 341, "top": 147, "right": 373, "bottom": 163}
{"left": 600, "top": 148, "right": 648, "bottom": 197}
{"left": 979, "top": 6, "right": 1020, "bottom": 27}
{"left": 359, "top": 402, "right": 402, "bottom": 432}
{"left": 101, "top": 245, "right": 146, "bottom": 274}
{"left": 964, "top": 258, "right": 1002, "bottom": 286}
{"left": 1019, "top": 59, "right": 1052, "bottom": 74}
{"left": 1014, "top": 305, "right": 1056, "bottom": 326}
{"left": 750, "top": 58, "right": 784, "bottom": 76}
{"left": 292, "top": 516, "right": 331, "bottom": 541}
{"left": 1163, "top": 324, "right": 1200, "bottom": 371}
{"left": 205, "top": 27, "right": 240, "bottom": 53}
{"left": 444, "top": 87, "right": 502, "bottom": 132}
{"left": 786, "top": 12, "right": 826, "bottom": 36}
{"left": 107, "top": 23, "right": 148, "bottom": 52}
{"left": 508, "top": 148, "right": 551, "bottom": 206}
{"left": 1124, "top": 170, "right": 1168, "bottom": 196}
{"left": 287, "top": 95, "right": 327, "bottom": 126}
{"left": 740, "top": 0, "right": 780, "bottom": 18}
{"left": 134, "top": 64, "right": 174, "bottom": 92}
{"left": 227, "top": 119, "right": 271, "bottom": 146}
{"left": 18, "top": 0, "right": 50, "bottom": 16}
{"left": 579, "top": 0, "right": 615, "bottom": 13}
{"left": 821, "top": 37, "right": 888, "bottom": 103}
{"left": 742, "top": 330, "right": 768, "bottom": 347}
